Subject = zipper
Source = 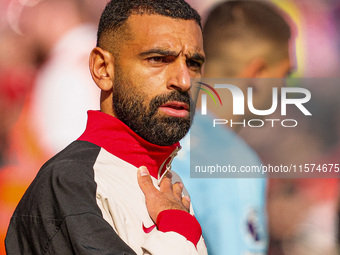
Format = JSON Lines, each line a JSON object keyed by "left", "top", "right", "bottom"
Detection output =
{"left": 157, "top": 146, "right": 182, "bottom": 185}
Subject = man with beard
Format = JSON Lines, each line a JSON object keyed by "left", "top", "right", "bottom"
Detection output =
{"left": 5, "top": 1, "right": 207, "bottom": 254}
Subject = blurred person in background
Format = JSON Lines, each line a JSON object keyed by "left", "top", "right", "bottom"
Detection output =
{"left": 0, "top": 5, "right": 39, "bottom": 253}
{"left": 0, "top": 0, "right": 106, "bottom": 253}
{"left": 0, "top": 30, "right": 36, "bottom": 166}
{"left": 19, "top": 0, "right": 106, "bottom": 154}
{"left": 187, "top": 1, "right": 340, "bottom": 254}
{"left": 172, "top": 1, "right": 293, "bottom": 254}
{"left": 239, "top": 1, "right": 340, "bottom": 254}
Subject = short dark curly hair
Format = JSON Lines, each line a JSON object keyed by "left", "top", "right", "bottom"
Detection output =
{"left": 97, "top": 0, "right": 201, "bottom": 49}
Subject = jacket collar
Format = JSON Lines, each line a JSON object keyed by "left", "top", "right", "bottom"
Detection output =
{"left": 78, "top": 111, "right": 180, "bottom": 179}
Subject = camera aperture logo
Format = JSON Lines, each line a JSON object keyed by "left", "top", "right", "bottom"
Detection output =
{"left": 197, "top": 82, "right": 312, "bottom": 128}
{"left": 197, "top": 82, "right": 223, "bottom": 107}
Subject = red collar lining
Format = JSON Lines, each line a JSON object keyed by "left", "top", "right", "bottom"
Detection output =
{"left": 78, "top": 111, "right": 179, "bottom": 179}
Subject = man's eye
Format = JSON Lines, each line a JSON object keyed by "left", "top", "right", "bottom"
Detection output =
{"left": 148, "top": 57, "right": 164, "bottom": 63}
{"left": 187, "top": 60, "right": 202, "bottom": 69}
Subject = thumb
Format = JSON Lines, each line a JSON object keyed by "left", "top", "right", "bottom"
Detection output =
{"left": 137, "top": 166, "right": 157, "bottom": 196}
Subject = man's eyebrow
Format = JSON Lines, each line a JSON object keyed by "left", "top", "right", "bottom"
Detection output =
{"left": 139, "top": 49, "right": 205, "bottom": 63}
{"left": 189, "top": 53, "right": 205, "bottom": 63}
{"left": 139, "top": 49, "right": 179, "bottom": 58}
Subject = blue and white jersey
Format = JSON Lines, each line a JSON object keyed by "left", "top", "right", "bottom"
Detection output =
{"left": 172, "top": 114, "right": 268, "bottom": 255}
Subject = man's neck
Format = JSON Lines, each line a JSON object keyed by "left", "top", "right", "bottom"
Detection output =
{"left": 78, "top": 111, "right": 180, "bottom": 179}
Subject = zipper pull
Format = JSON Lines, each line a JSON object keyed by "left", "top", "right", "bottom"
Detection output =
{"left": 158, "top": 146, "right": 182, "bottom": 185}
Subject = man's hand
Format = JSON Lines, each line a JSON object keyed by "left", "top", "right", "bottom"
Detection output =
{"left": 137, "top": 166, "right": 191, "bottom": 223}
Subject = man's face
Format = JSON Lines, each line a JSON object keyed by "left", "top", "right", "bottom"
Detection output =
{"left": 111, "top": 15, "right": 204, "bottom": 146}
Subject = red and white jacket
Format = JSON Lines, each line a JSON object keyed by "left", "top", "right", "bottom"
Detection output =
{"left": 6, "top": 110, "right": 207, "bottom": 255}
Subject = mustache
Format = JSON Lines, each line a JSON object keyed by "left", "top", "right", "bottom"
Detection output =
{"left": 148, "top": 90, "right": 191, "bottom": 116}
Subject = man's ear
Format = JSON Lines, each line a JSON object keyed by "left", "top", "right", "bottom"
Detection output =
{"left": 89, "top": 47, "right": 114, "bottom": 91}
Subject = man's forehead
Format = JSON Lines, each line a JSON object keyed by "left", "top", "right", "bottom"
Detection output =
{"left": 126, "top": 13, "right": 201, "bottom": 28}
{"left": 124, "top": 14, "right": 203, "bottom": 53}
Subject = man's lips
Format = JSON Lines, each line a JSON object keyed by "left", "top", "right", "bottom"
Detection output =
{"left": 158, "top": 101, "right": 189, "bottom": 118}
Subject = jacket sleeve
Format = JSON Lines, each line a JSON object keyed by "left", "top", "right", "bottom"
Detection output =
{"left": 141, "top": 209, "right": 207, "bottom": 255}
{"left": 6, "top": 212, "right": 137, "bottom": 255}
{"left": 49, "top": 213, "right": 137, "bottom": 254}
{"left": 5, "top": 155, "right": 137, "bottom": 255}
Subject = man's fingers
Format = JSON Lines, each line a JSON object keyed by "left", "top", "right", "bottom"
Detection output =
{"left": 159, "top": 171, "right": 173, "bottom": 193}
{"left": 137, "top": 166, "right": 157, "bottom": 196}
{"left": 182, "top": 196, "right": 191, "bottom": 212}
{"left": 173, "top": 182, "right": 184, "bottom": 200}
{"left": 138, "top": 167, "right": 191, "bottom": 221}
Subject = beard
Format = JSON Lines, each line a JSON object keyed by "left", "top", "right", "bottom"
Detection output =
{"left": 112, "top": 72, "right": 193, "bottom": 146}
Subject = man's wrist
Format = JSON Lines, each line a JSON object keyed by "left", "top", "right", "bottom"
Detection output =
{"left": 156, "top": 209, "right": 202, "bottom": 246}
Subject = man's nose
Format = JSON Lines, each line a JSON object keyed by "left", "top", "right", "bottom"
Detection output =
{"left": 166, "top": 61, "right": 191, "bottom": 92}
